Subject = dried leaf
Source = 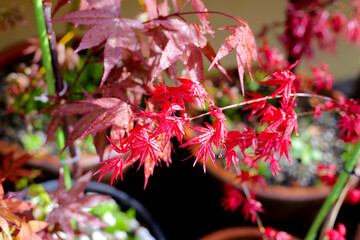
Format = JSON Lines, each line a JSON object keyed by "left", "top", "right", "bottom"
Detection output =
{"left": 0, "top": 217, "right": 11, "bottom": 240}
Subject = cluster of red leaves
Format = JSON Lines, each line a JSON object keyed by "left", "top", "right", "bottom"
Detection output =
{"left": 317, "top": 164, "right": 338, "bottom": 186}
{"left": 298, "top": 63, "right": 334, "bottom": 94}
{"left": 221, "top": 183, "right": 263, "bottom": 223}
{"left": 310, "top": 63, "right": 334, "bottom": 93}
{"left": 264, "top": 227, "right": 292, "bottom": 240}
{"left": 325, "top": 223, "right": 347, "bottom": 240}
{"left": 345, "top": 186, "right": 360, "bottom": 205}
{"left": 281, "top": 0, "right": 360, "bottom": 61}
{"left": 318, "top": 164, "right": 360, "bottom": 206}
{"left": 313, "top": 96, "right": 360, "bottom": 144}
{"left": 258, "top": 39, "right": 289, "bottom": 72}
{"left": 95, "top": 78, "right": 214, "bottom": 187}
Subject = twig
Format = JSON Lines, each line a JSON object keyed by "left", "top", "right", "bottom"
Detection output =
{"left": 43, "top": 0, "right": 64, "bottom": 93}
{"left": 233, "top": 160, "right": 265, "bottom": 235}
{"left": 190, "top": 92, "right": 334, "bottom": 121}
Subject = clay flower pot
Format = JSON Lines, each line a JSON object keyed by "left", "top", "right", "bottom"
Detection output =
{"left": 199, "top": 226, "right": 300, "bottom": 240}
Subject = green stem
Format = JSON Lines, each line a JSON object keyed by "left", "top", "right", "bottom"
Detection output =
{"left": 304, "top": 139, "right": 360, "bottom": 240}
{"left": 32, "top": 0, "right": 54, "bottom": 96}
{"left": 33, "top": 0, "right": 72, "bottom": 190}
{"left": 56, "top": 130, "right": 72, "bottom": 189}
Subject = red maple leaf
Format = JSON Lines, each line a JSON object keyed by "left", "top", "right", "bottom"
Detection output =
{"left": 180, "top": 122, "right": 216, "bottom": 172}
{"left": 209, "top": 20, "right": 258, "bottom": 94}
{"left": 210, "top": 106, "right": 228, "bottom": 149}
{"left": 221, "top": 183, "right": 244, "bottom": 212}
{"left": 53, "top": 0, "right": 144, "bottom": 85}
{"left": 190, "top": 0, "right": 215, "bottom": 38}
{"left": 325, "top": 223, "right": 346, "bottom": 240}
{"left": 53, "top": 98, "right": 132, "bottom": 159}
{"left": 47, "top": 170, "right": 109, "bottom": 240}
{"left": 94, "top": 135, "right": 128, "bottom": 184}
{"left": 261, "top": 62, "right": 298, "bottom": 105}
{"left": 148, "top": 78, "right": 213, "bottom": 110}
{"left": 151, "top": 19, "right": 207, "bottom": 82}
{"left": 139, "top": 107, "right": 186, "bottom": 145}
{"left": 125, "top": 125, "right": 162, "bottom": 168}
{"left": 241, "top": 198, "right": 263, "bottom": 223}
{"left": 142, "top": 0, "right": 169, "bottom": 20}
{"left": 243, "top": 92, "right": 268, "bottom": 120}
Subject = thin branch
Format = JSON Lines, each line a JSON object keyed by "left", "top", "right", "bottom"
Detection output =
{"left": 43, "top": 1, "right": 64, "bottom": 93}
{"left": 190, "top": 92, "right": 334, "bottom": 121}
{"left": 42, "top": 0, "right": 79, "bottom": 177}
{"left": 233, "top": 159, "right": 265, "bottom": 234}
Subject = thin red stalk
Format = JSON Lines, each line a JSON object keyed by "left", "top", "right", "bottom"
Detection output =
{"left": 190, "top": 93, "right": 334, "bottom": 121}
{"left": 232, "top": 159, "right": 265, "bottom": 234}
{"left": 178, "top": 0, "right": 190, "bottom": 12}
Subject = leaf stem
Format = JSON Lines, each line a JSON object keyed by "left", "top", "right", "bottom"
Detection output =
{"left": 190, "top": 92, "right": 334, "bottom": 121}
{"left": 304, "top": 139, "right": 360, "bottom": 240}
{"left": 32, "top": 0, "right": 54, "bottom": 96}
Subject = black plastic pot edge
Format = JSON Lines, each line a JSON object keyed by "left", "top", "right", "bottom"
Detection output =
{"left": 40, "top": 180, "right": 167, "bottom": 240}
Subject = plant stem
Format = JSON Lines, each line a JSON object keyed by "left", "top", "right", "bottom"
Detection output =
{"left": 32, "top": 0, "right": 54, "bottom": 96}
{"left": 42, "top": 0, "right": 80, "bottom": 177}
{"left": 190, "top": 92, "right": 334, "bottom": 121}
{"left": 56, "top": 130, "right": 72, "bottom": 189}
{"left": 304, "top": 139, "right": 360, "bottom": 240}
{"left": 43, "top": 1, "right": 64, "bottom": 92}
{"left": 33, "top": 0, "right": 72, "bottom": 190}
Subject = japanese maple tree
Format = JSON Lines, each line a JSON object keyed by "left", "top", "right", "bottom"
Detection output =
{"left": 11, "top": 0, "right": 360, "bottom": 239}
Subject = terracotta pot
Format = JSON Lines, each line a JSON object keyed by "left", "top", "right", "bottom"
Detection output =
{"left": 199, "top": 226, "right": 300, "bottom": 240}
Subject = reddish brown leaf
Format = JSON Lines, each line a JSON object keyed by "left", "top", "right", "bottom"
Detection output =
{"left": 0, "top": 152, "right": 38, "bottom": 183}
{"left": 46, "top": 112, "right": 64, "bottom": 143}
{"left": 2, "top": 198, "right": 33, "bottom": 213}
{"left": 47, "top": 170, "right": 109, "bottom": 240}
{"left": 54, "top": 3, "right": 144, "bottom": 85}
{"left": 0, "top": 208, "right": 21, "bottom": 226}
{"left": 151, "top": 20, "right": 207, "bottom": 81}
{"left": 94, "top": 130, "right": 107, "bottom": 162}
{"left": 184, "top": 46, "right": 204, "bottom": 82}
{"left": 17, "top": 220, "right": 49, "bottom": 240}
{"left": 201, "top": 42, "right": 231, "bottom": 81}
{"left": 190, "top": 0, "right": 215, "bottom": 38}
{"left": 142, "top": 0, "right": 170, "bottom": 19}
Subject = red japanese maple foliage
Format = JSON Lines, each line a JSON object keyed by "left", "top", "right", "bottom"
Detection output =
{"left": 42, "top": 0, "right": 360, "bottom": 236}
{"left": 325, "top": 223, "right": 347, "bottom": 240}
